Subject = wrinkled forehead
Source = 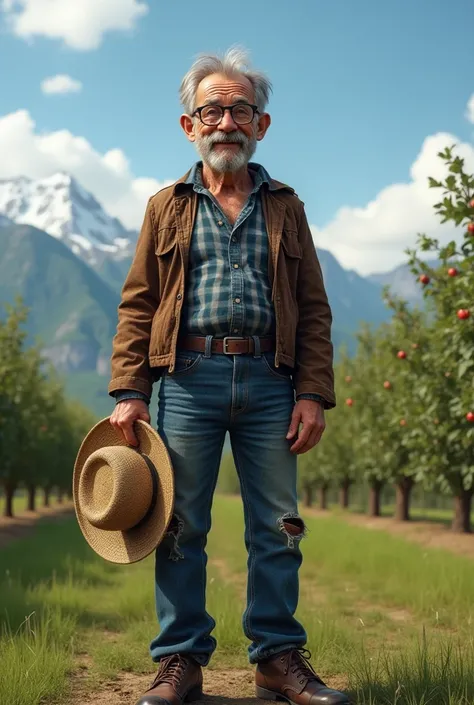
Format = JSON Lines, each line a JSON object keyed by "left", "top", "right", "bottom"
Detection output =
{"left": 195, "top": 73, "right": 255, "bottom": 107}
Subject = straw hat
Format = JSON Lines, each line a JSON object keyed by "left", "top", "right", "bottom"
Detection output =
{"left": 73, "top": 417, "right": 174, "bottom": 564}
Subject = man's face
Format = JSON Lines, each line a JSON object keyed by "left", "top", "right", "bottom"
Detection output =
{"left": 181, "top": 73, "right": 271, "bottom": 173}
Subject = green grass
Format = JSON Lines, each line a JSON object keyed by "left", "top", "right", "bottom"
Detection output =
{"left": 0, "top": 493, "right": 66, "bottom": 517}
{"left": 0, "top": 494, "right": 29, "bottom": 515}
{"left": 1, "top": 496, "right": 474, "bottom": 704}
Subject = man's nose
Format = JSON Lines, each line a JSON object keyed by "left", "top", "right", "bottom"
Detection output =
{"left": 218, "top": 109, "right": 238, "bottom": 132}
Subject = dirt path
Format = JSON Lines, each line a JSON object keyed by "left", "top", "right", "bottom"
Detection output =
{"left": 71, "top": 667, "right": 258, "bottom": 705}
{"left": 0, "top": 502, "right": 74, "bottom": 548}
{"left": 70, "top": 662, "right": 349, "bottom": 705}
{"left": 306, "top": 508, "right": 474, "bottom": 559}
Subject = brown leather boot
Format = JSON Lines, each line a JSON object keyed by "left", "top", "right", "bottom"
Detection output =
{"left": 256, "top": 649, "right": 350, "bottom": 705}
{"left": 136, "top": 654, "right": 203, "bottom": 705}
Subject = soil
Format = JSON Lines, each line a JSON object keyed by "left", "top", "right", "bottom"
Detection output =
{"left": 307, "top": 509, "right": 474, "bottom": 559}
{"left": 0, "top": 502, "right": 74, "bottom": 548}
{"left": 70, "top": 668, "right": 259, "bottom": 705}
{"left": 69, "top": 664, "right": 349, "bottom": 705}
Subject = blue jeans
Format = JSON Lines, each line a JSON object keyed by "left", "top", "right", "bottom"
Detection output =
{"left": 150, "top": 341, "right": 307, "bottom": 665}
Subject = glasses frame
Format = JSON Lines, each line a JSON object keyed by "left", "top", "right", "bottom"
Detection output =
{"left": 192, "top": 102, "right": 260, "bottom": 126}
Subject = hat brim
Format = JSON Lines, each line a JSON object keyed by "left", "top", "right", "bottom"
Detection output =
{"left": 73, "top": 418, "right": 174, "bottom": 564}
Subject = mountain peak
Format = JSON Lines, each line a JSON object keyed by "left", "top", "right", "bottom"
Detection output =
{"left": 0, "top": 172, "right": 135, "bottom": 266}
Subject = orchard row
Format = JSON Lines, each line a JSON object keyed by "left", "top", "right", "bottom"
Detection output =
{"left": 299, "top": 145, "right": 474, "bottom": 532}
{"left": 0, "top": 299, "right": 96, "bottom": 518}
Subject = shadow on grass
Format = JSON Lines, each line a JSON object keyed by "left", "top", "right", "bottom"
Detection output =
{"left": 0, "top": 516, "right": 122, "bottom": 631}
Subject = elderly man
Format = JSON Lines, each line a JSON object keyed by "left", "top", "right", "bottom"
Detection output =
{"left": 109, "top": 48, "right": 348, "bottom": 705}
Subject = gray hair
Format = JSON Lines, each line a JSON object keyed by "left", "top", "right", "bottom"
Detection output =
{"left": 179, "top": 46, "right": 272, "bottom": 115}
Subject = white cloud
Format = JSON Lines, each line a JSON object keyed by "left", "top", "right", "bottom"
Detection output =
{"left": 41, "top": 74, "right": 83, "bottom": 95}
{"left": 2, "top": 0, "right": 149, "bottom": 50}
{"left": 0, "top": 110, "right": 172, "bottom": 229}
{"left": 466, "top": 94, "right": 474, "bottom": 124}
{"left": 311, "top": 131, "right": 474, "bottom": 276}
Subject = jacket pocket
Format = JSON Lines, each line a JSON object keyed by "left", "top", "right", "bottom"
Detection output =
{"left": 281, "top": 230, "right": 302, "bottom": 259}
{"left": 155, "top": 227, "right": 178, "bottom": 256}
{"left": 280, "top": 230, "right": 301, "bottom": 303}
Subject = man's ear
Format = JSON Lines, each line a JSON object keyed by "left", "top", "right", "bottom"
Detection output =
{"left": 180, "top": 114, "right": 196, "bottom": 143}
{"left": 256, "top": 112, "right": 271, "bottom": 141}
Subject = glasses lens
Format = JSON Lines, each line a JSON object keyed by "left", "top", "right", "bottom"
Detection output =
{"left": 232, "top": 105, "right": 254, "bottom": 124}
{"left": 200, "top": 106, "right": 223, "bottom": 125}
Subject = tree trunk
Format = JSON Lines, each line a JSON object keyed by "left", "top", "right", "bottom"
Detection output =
{"left": 318, "top": 485, "right": 328, "bottom": 511}
{"left": 452, "top": 490, "right": 473, "bottom": 533}
{"left": 395, "top": 477, "right": 414, "bottom": 522}
{"left": 27, "top": 485, "right": 36, "bottom": 512}
{"left": 303, "top": 485, "right": 313, "bottom": 508}
{"left": 43, "top": 486, "right": 51, "bottom": 508}
{"left": 339, "top": 479, "right": 351, "bottom": 509}
{"left": 368, "top": 480, "right": 383, "bottom": 517}
{"left": 3, "top": 482, "right": 16, "bottom": 518}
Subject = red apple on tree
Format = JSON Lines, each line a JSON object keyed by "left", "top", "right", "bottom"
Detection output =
{"left": 457, "top": 309, "right": 470, "bottom": 320}
{"left": 468, "top": 223, "right": 474, "bottom": 235}
{"left": 346, "top": 398, "right": 354, "bottom": 407}
{"left": 467, "top": 412, "right": 474, "bottom": 423}
{"left": 397, "top": 350, "right": 407, "bottom": 359}
{"left": 345, "top": 375, "right": 352, "bottom": 383}
{"left": 419, "top": 274, "right": 430, "bottom": 285}
{"left": 469, "top": 199, "right": 474, "bottom": 209}
{"left": 383, "top": 381, "right": 392, "bottom": 390}
{"left": 400, "top": 419, "right": 407, "bottom": 427}
{"left": 411, "top": 343, "right": 419, "bottom": 350}
{"left": 448, "top": 267, "right": 458, "bottom": 277}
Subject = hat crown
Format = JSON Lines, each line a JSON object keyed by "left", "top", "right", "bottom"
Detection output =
{"left": 78, "top": 446, "right": 153, "bottom": 531}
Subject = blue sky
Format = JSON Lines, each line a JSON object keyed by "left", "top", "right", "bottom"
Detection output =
{"left": 0, "top": 0, "right": 473, "bottom": 274}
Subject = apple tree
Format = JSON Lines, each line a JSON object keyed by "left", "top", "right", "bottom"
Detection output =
{"left": 405, "top": 145, "right": 474, "bottom": 532}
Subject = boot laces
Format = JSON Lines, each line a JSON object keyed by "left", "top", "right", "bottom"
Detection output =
{"left": 283, "top": 649, "right": 324, "bottom": 686}
{"left": 151, "top": 654, "right": 188, "bottom": 689}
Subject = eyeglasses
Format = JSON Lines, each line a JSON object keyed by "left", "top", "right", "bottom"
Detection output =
{"left": 192, "top": 103, "right": 259, "bottom": 126}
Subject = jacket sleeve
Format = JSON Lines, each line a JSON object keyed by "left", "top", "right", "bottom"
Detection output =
{"left": 108, "top": 198, "right": 159, "bottom": 399}
{"left": 292, "top": 201, "right": 336, "bottom": 409}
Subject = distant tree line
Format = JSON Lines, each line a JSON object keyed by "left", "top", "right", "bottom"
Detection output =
{"left": 0, "top": 298, "right": 96, "bottom": 517}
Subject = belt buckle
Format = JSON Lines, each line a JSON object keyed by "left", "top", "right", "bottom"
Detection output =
{"left": 223, "top": 336, "right": 244, "bottom": 354}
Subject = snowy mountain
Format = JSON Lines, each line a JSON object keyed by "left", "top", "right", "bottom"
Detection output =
{"left": 0, "top": 172, "right": 137, "bottom": 270}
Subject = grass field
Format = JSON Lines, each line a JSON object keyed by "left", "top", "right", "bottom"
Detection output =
{"left": 1, "top": 495, "right": 474, "bottom": 705}
{"left": 0, "top": 493, "right": 67, "bottom": 516}
{"left": 0, "top": 494, "right": 30, "bottom": 515}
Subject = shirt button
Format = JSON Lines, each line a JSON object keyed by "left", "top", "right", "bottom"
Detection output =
{"left": 233, "top": 329, "right": 239, "bottom": 333}
{"left": 177, "top": 293, "right": 182, "bottom": 300}
{"left": 217, "top": 220, "right": 224, "bottom": 226}
{"left": 233, "top": 263, "right": 239, "bottom": 269}
{"left": 235, "top": 298, "right": 241, "bottom": 304}
{"left": 232, "top": 236, "right": 237, "bottom": 242}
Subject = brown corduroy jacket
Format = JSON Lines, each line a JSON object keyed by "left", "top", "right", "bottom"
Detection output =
{"left": 108, "top": 170, "right": 336, "bottom": 408}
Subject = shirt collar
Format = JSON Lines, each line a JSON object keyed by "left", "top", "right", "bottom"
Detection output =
{"left": 185, "top": 161, "right": 278, "bottom": 193}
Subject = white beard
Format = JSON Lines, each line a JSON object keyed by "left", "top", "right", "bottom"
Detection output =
{"left": 195, "top": 132, "right": 257, "bottom": 173}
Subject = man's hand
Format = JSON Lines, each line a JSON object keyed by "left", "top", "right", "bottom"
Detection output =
{"left": 110, "top": 399, "right": 151, "bottom": 447}
{"left": 286, "top": 399, "right": 325, "bottom": 454}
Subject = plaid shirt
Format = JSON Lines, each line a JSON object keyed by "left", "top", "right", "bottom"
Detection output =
{"left": 181, "top": 161, "right": 275, "bottom": 337}
{"left": 115, "top": 162, "right": 326, "bottom": 407}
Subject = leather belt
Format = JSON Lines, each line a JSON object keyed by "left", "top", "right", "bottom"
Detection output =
{"left": 179, "top": 335, "right": 275, "bottom": 355}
